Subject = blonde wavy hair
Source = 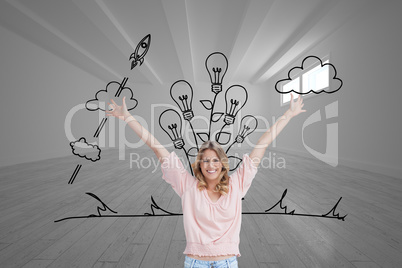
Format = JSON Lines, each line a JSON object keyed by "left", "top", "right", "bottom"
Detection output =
{"left": 191, "top": 140, "right": 230, "bottom": 195}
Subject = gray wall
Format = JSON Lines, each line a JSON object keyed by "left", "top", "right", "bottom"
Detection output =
{"left": 1, "top": 1, "right": 401, "bottom": 179}
{"left": 0, "top": 24, "right": 104, "bottom": 167}
{"left": 0, "top": 25, "right": 263, "bottom": 167}
{"left": 261, "top": 1, "right": 402, "bottom": 179}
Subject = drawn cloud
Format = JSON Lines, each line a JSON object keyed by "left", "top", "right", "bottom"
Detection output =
{"left": 275, "top": 55, "right": 343, "bottom": 95}
{"left": 86, "top": 77, "right": 138, "bottom": 112}
{"left": 70, "top": 137, "right": 101, "bottom": 162}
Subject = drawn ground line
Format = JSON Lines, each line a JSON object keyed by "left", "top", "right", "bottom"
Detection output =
{"left": 54, "top": 212, "right": 346, "bottom": 223}
{"left": 55, "top": 190, "right": 347, "bottom": 222}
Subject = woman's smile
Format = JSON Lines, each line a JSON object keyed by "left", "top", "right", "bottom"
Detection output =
{"left": 200, "top": 149, "right": 222, "bottom": 180}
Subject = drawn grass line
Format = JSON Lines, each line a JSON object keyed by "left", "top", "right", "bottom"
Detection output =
{"left": 55, "top": 190, "right": 347, "bottom": 223}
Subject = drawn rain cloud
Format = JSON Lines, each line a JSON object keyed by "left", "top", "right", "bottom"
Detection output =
{"left": 275, "top": 55, "right": 343, "bottom": 95}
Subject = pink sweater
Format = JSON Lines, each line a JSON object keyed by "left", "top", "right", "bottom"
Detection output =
{"left": 161, "top": 152, "right": 258, "bottom": 257}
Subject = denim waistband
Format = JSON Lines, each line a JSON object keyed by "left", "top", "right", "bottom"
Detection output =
{"left": 184, "top": 255, "right": 237, "bottom": 268}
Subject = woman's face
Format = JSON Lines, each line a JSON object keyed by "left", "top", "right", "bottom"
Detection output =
{"left": 200, "top": 149, "right": 223, "bottom": 183}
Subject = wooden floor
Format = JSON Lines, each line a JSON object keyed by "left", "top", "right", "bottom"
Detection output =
{"left": 1, "top": 147, "right": 402, "bottom": 267}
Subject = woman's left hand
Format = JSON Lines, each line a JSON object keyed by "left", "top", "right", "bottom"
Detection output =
{"left": 287, "top": 94, "right": 306, "bottom": 118}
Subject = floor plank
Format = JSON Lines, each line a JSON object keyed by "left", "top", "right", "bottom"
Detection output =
{"left": 1, "top": 148, "right": 402, "bottom": 267}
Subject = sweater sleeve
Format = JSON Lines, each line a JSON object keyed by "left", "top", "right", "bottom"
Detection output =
{"left": 230, "top": 154, "right": 258, "bottom": 198}
{"left": 160, "top": 151, "right": 195, "bottom": 197}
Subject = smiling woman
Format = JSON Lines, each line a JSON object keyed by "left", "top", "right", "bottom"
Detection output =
{"left": 192, "top": 141, "right": 230, "bottom": 197}
{"left": 161, "top": 144, "right": 256, "bottom": 263}
{"left": 105, "top": 93, "right": 306, "bottom": 267}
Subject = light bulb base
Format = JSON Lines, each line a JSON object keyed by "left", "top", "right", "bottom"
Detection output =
{"left": 211, "top": 84, "right": 222, "bottom": 94}
{"left": 173, "top": 138, "right": 185, "bottom": 149}
{"left": 224, "top": 114, "right": 235, "bottom": 125}
{"left": 235, "top": 135, "right": 244, "bottom": 143}
{"left": 182, "top": 110, "right": 194, "bottom": 121}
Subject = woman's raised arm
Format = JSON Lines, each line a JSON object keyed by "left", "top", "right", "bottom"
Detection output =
{"left": 249, "top": 94, "right": 306, "bottom": 167}
{"left": 106, "top": 97, "right": 170, "bottom": 162}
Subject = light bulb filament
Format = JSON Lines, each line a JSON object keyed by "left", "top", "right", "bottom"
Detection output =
{"left": 240, "top": 125, "right": 250, "bottom": 137}
{"left": 213, "top": 67, "right": 222, "bottom": 84}
{"left": 168, "top": 124, "right": 180, "bottom": 140}
{"left": 228, "top": 99, "right": 240, "bottom": 116}
{"left": 179, "top": 95, "right": 190, "bottom": 111}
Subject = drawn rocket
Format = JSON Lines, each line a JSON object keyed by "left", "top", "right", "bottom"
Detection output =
{"left": 129, "top": 34, "right": 151, "bottom": 70}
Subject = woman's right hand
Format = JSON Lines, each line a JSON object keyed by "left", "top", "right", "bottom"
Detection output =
{"left": 106, "top": 97, "right": 170, "bottom": 161}
{"left": 105, "top": 96, "right": 131, "bottom": 120}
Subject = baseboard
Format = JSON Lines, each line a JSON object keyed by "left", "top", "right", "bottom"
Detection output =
{"left": 0, "top": 148, "right": 114, "bottom": 168}
{"left": 0, "top": 150, "right": 68, "bottom": 168}
{"left": 270, "top": 146, "right": 402, "bottom": 180}
{"left": 2, "top": 146, "right": 400, "bottom": 180}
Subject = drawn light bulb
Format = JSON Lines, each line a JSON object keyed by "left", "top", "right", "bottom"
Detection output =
{"left": 236, "top": 115, "right": 258, "bottom": 143}
{"left": 170, "top": 80, "right": 194, "bottom": 121}
{"left": 159, "top": 109, "right": 185, "bottom": 149}
{"left": 224, "top": 85, "right": 248, "bottom": 125}
{"left": 205, "top": 52, "right": 228, "bottom": 94}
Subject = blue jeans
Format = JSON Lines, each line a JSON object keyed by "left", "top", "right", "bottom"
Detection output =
{"left": 184, "top": 256, "right": 238, "bottom": 268}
